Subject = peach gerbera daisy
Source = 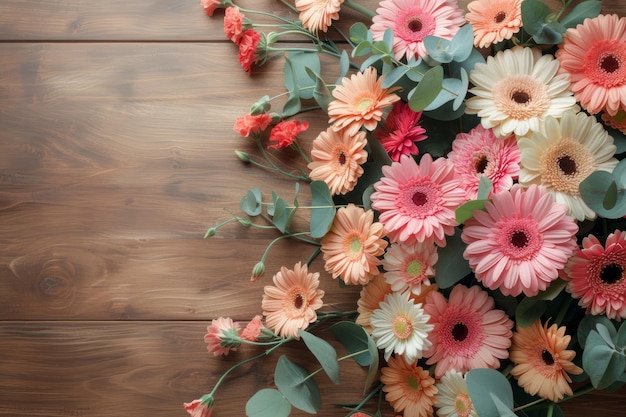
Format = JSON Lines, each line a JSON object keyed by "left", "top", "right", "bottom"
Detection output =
{"left": 465, "top": 0, "right": 522, "bottom": 48}
{"left": 423, "top": 285, "right": 514, "bottom": 378}
{"left": 321, "top": 204, "right": 388, "bottom": 285}
{"left": 510, "top": 319, "right": 583, "bottom": 402}
{"left": 465, "top": 46, "right": 578, "bottom": 138}
{"left": 295, "top": 0, "right": 344, "bottom": 33}
{"left": 381, "top": 355, "right": 438, "bottom": 417}
{"left": 261, "top": 262, "right": 325, "bottom": 339}
{"left": 447, "top": 124, "right": 520, "bottom": 200}
{"left": 556, "top": 14, "right": 626, "bottom": 116}
{"left": 518, "top": 110, "right": 618, "bottom": 221}
{"left": 370, "top": 0, "right": 465, "bottom": 60}
{"left": 563, "top": 230, "right": 626, "bottom": 321}
{"left": 462, "top": 184, "right": 578, "bottom": 297}
{"left": 204, "top": 317, "right": 241, "bottom": 356}
{"left": 356, "top": 274, "right": 393, "bottom": 333}
{"left": 370, "top": 153, "right": 467, "bottom": 246}
{"left": 328, "top": 67, "right": 401, "bottom": 136}
{"left": 602, "top": 110, "right": 626, "bottom": 134}
{"left": 308, "top": 127, "right": 368, "bottom": 195}
{"left": 382, "top": 241, "right": 437, "bottom": 296}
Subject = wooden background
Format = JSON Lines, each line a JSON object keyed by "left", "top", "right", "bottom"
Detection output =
{"left": 0, "top": 1, "right": 625, "bottom": 416}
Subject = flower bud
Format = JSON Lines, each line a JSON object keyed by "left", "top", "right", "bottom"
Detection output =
{"left": 238, "top": 217, "right": 252, "bottom": 227}
{"left": 250, "top": 261, "right": 265, "bottom": 281}
{"left": 204, "top": 227, "right": 217, "bottom": 238}
{"left": 235, "top": 150, "right": 251, "bottom": 163}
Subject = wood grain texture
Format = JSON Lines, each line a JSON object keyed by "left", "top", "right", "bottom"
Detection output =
{"left": 1, "top": 0, "right": 626, "bottom": 416}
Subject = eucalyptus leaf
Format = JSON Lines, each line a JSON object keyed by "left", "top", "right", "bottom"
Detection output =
{"left": 423, "top": 77, "right": 462, "bottom": 111}
{"left": 381, "top": 65, "right": 410, "bottom": 88}
{"left": 338, "top": 50, "right": 350, "bottom": 81}
{"left": 382, "top": 28, "right": 395, "bottom": 53}
{"left": 423, "top": 36, "right": 454, "bottom": 64}
{"left": 352, "top": 40, "right": 373, "bottom": 57}
{"left": 310, "top": 180, "right": 335, "bottom": 238}
{"left": 490, "top": 393, "right": 517, "bottom": 417}
{"left": 477, "top": 175, "right": 493, "bottom": 200}
{"left": 359, "top": 54, "right": 384, "bottom": 72}
{"left": 349, "top": 22, "right": 370, "bottom": 43}
{"left": 515, "top": 297, "right": 546, "bottom": 328}
{"left": 246, "top": 389, "right": 291, "bottom": 417}
{"left": 582, "top": 341, "right": 626, "bottom": 389}
{"left": 285, "top": 51, "right": 321, "bottom": 100}
{"left": 455, "top": 199, "right": 488, "bottom": 224}
{"left": 434, "top": 227, "right": 471, "bottom": 288}
{"left": 408, "top": 66, "right": 443, "bottom": 112}
{"left": 521, "top": 0, "right": 552, "bottom": 34}
{"left": 559, "top": 0, "right": 601, "bottom": 28}
{"left": 450, "top": 47, "right": 485, "bottom": 78}
{"left": 241, "top": 189, "right": 262, "bottom": 216}
{"left": 329, "top": 321, "right": 373, "bottom": 367}
{"left": 453, "top": 67, "right": 468, "bottom": 111}
{"left": 597, "top": 323, "right": 617, "bottom": 348}
{"left": 578, "top": 314, "right": 616, "bottom": 347}
{"left": 274, "top": 355, "right": 322, "bottom": 413}
{"left": 298, "top": 330, "right": 340, "bottom": 384}
{"left": 305, "top": 67, "right": 333, "bottom": 112}
{"left": 580, "top": 165, "right": 626, "bottom": 218}
{"left": 617, "top": 321, "right": 626, "bottom": 349}
{"left": 282, "top": 92, "right": 302, "bottom": 117}
{"left": 467, "top": 368, "right": 514, "bottom": 417}
{"left": 405, "top": 57, "right": 430, "bottom": 82}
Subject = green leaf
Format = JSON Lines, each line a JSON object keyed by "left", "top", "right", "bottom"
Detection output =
{"left": 285, "top": 51, "right": 321, "bottom": 100}
{"left": 515, "top": 297, "right": 546, "bottom": 328}
{"left": 338, "top": 50, "right": 350, "bottom": 80}
{"left": 349, "top": 22, "right": 370, "bottom": 43}
{"left": 423, "top": 36, "right": 454, "bottom": 63}
{"left": 604, "top": 180, "right": 618, "bottom": 210}
{"left": 583, "top": 341, "right": 626, "bottom": 389}
{"left": 383, "top": 28, "right": 395, "bottom": 54}
{"left": 490, "top": 393, "right": 517, "bottom": 417}
{"left": 423, "top": 77, "right": 462, "bottom": 111}
{"left": 559, "top": 0, "right": 601, "bottom": 28}
{"left": 522, "top": 0, "right": 566, "bottom": 44}
{"left": 298, "top": 330, "right": 340, "bottom": 384}
{"left": 282, "top": 92, "right": 301, "bottom": 117}
{"left": 405, "top": 57, "right": 429, "bottom": 82}
{"left": 477, "top": 175, "right": 493, "bottom": 200}
{"left": 580, "top": 163, "right": 626, "bottom": 218}
{"left": 246, "top": 389, "right": 291, "bottom": 417}
{"left": 329, "top": 322, "right": 373, "bottom": 367}
{"left": 455, "top": 199, "right": 488, "bottom": 224}
{"left": 352, "top": 40, "right": 372, "bottom": 57}
{"left": 453, "top": 67, "right": 468, "bottom": 111}
{"left": 434, "top": 227, "right": 471, "bottom": 288}
{"left": 467, "top": 368, "right": 514, "bottom": 417}
{"left": 305, "top": 67, "right": 333, "bottom": 113}
{"left": 359, "top": 54, "right": 384, "bottom": 72}
{"left": 617, "top": 321, "right": 626, "bottom": 349}
{"left": 578, "top": 315, "right": 616, "bottom": 347}
{"left": 241, "top": 189, "right": 262, "bottom": 216}
{"left": 381, "top": 65, "right": 410, "bottom": 88}
{"left": 274, "top": 355, "right": 322, "bottom": 414}
{"left": 269, "top": 194, "right": 293, "bottom": 233}
{"left": 408, "top": 65, "right": 443, "bottom": 111}
{"left": 310, "top": 180, "right": 336, "bottom": 238}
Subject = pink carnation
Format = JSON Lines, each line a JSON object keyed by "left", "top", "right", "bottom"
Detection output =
{"left": 238, "top": 29, "right": 262, "bottom": 75}
{"left": 233, "top": 113, "right": 272, "bottom": 137}
{"left": 224, "top": 6, "right": 245, "bottom": 44}
{"left": 200, "top": 0, "right": 222, "bottom": 16}
{"left": 268, "top": 120, "right": 309, "bottom": 149}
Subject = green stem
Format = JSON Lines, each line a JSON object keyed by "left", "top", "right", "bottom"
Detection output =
{"left": 343, "top": 382, "right": 384, "bottom": 417}
{"left": 301, "top": 348, "right": 370, "bottom": 383}
{"left": 343, "top": 0, "right": 376, "bottom": 19}
{"left": 305, "top": 247, "right": 321, "bottom": 266}
{"left": 260, "top": 232, "right": 315, "bottom": 263}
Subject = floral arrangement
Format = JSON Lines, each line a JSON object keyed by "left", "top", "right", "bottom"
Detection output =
{"left": 186, "top": 0, "right": 626, "bottom": 416}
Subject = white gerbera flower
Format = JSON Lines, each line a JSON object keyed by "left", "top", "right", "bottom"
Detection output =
{"left": 518, "top": 110, "right": 618, "bottom": 221}
{"left": 465, "top": 46, "right": 578, "bottom": 138}
{"left": 370, "top": 291, "right": 433, "bottom": 363}
{"left": 435, "top": 370, "right": 478, "bottom": 417}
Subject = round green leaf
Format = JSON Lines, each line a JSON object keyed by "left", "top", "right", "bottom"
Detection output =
{"left": 298, "top": 329, "right": 340, "bottom": 384}
{"left": 246, "top": 389, "right": 291, "bottom": 417}
{"left": 310, "top": 180, "right": 336, "bottom": 238}
{"left": 241, "top": 189, "right": 262, "bottom": 216}
{"left": 467, "top": 368, "right": 514, "bottom": 417}
{"left": 274, "top": 355, "right": 322, "bottom": 413}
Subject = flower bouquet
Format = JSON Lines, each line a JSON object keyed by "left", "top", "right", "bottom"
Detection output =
{"left": 187, "top": 0, "right": 626, "bottom": 416}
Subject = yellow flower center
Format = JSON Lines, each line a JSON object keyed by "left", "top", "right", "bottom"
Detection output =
{"left": 406, "top": 260, "right": 424, "bottom": 277}
{"left": 356, "top": 97, "right": 374, "bottom": 112}
{"left": 454, "top": 393, "right": 473, "bottom": 417}
{"left": 350, "top": 237, "right": 362, "bottom": 254}
{"left": 392, "top": 315, "right": 414, "bottom": 340}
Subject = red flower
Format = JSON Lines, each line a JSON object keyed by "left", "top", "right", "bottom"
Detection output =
{"left": 200, "top": 0, "right": 222, "bottom": 17}
{"left": 375, "top": 101, "right": 427, "bottom": 162}
{"left": 238, "top": 29, "right": 262, "bottom": 75}
{"left": 224, "top": 6, "right": 245, "bottom": 44}
{"left": 233, "top": 113, "right": 272, "bottom": 137}
{"left": 184, "top": 399, "right": 213, "bottom": 417}
{"left": 268, "top": 120, "right": 309, "bottom": 149}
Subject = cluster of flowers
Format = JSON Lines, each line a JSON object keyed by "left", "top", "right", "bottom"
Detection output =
{"left": 188, "top": 0, "right": 626, "bottom": 417}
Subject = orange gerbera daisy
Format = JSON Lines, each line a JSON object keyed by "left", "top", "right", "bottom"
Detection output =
{"left": 328, "top": 67, "right": 401, "bottom": 136}
{"left": 356, "top": 274, "right": 392, "bottom": 333}
{"left": 308, "top": 127, "right": 368, "bottom": 195}
{"left": 510, "top": 320, "right": 583, "bottom": 402}
{"left": 381, "top": 355, "right": 438, "bottom": 417}
{"left": 321, "top": 204, "right": 387, "bottom": 285}
{"left": 261, "top": 262, "right": 325, "bottom": 339}
{"left": 295, "top": 0, "right": 344, "bottom": 33}
{"left": 465, "top": 0, "right": 522, "bottom": 48}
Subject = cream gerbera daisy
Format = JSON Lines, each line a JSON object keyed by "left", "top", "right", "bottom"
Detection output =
{"left": 308, "top": 127, "right": 368, "bottom": 195}
{"left": 295, "top": 0, "right": 344, "bottom": 33}
{"left": 321, "top": 203, "right": 388, "bottom": 285}
{"left": 261, "top": 262, "right": 325, "bottom": 339}
{"left": 328, "top": 67, "right": 400, "bottom": 136}
{"left": 370, "top": 291, "right": 433, "bottom": 363}
{"left": 556, "top": 14, "right": 626, "bottom": 116}
{"left": 465, "top": 46, "right": 578, "bottom": 138}
{"left": 435, "top": 370, "right": 478, "bottom": 417}
{"left": 510, "top": 319, "right": 583, "bottom": 402}
{"left": 382, "top": 241, "right": 438, "bottom": 296}
{"left": 465, "top": 0, "right": 522, "bottom": 48}
{"left": 381, "top": 355, "right": 438, "bottom": 417}
{"left": 518, "top": 110, "right": 618, "bottom": 221}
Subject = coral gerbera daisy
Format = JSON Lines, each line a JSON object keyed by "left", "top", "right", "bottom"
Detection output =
{"left": 295, "top": 0, "right": 344, "bottom": 33}
{"left": 375, "top": 101, "right": 428, "bottom": 162}
{"left": 465, "top": 46, "right": 578, "bottom": 138}
{"left": 563, "top": 230, "right": 626, "bottom": 321}
{"left": 370, "top": 291, "right": 434, "bottom": 363}
{"left": 510, "top": 319, "right": 583, "bottom": 402}
{"left": 307, "top": 127, "right": 368, "bottom": 195}
{"left": 602, "top": 109, "right": 626, "bottom": 135}
{"left": 465, "top": 0, "right": 522, "bottom": 48}
{"left": 434, "top": 370, "right": 478, "bottom": 417}
{"left": 261, "top": 262, "right": 325, "bottom": 339}
{"left": 204, "top": 317, "right": 241, "bottom": 356}
{"left": 422, "top": 285, "right": 513, "bottom": 378}
{"left": 356, "top": 274, "right": 393, "bottom": 333}
{"left": 370, "top": 0, "right": 465, "bottom": 60}
{"left": 321, "top": 203, "right": 388, "bottom": 285}
{"left": 328, "top": 67, "right": 400, "bottom": 136}
{"left": 370, "top": 153, "right": 467, "bottom": 246}
{"left": 382, "top": 241, "right": 438, "bottom": 296}
{"left": 556, "top": 14, "right": 626, "bottom": 116}
{"left": 447, "top": 124, "right": 520, "bottom": 200}
{"left": 461, "top": 184, "right": 578, "bottom": 297}
{"left": 518, "top": 110, "right": 618, "bottom": 221}
{"left": 381, "top": 355, "right": 438, "bottom": 417}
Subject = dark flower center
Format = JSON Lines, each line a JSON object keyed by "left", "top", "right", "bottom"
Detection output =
{"left": 558, "top": 155, "right": 577, "bottom": 175}
{"left": 512, "top": 90, "right": 530, "bottom": 104}
{"left": 601, "top": 54, "right": 620, "bottom": 73}
{"left": 541, "top": 349, "right": 555, "bottom": 366}
{"left": 412, "top": 191, "right": 427, "bottom": 206}
{"left": 600, "top": 263, "right": 624, "bottom": 284}
{"left": 475, "top": 155, "right": 489, "bottom": 174}
{"left": 294, "top": 294, "right": 304, "bottom": 309}
{"left": 494, "top": 11, "right": 507, "bottom": 23}
{"left": 338, "top": 152, "right": 346, "bottom": 166}
{"left": 408, "top": 19, "right": 423, "bottom": 32}
{"left": 452, "top": 322, "right": 469, "bottom": 342}
{"left": 510, "top": 230, "right": 529, "bottom": 248}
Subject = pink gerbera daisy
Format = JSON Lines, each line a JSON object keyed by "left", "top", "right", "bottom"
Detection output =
{"left": 370, "top": 153, "right": 467, "bottom": 246}
{"left": 461, "top": 184, "right": 579, "bottom": 297}
{"left": 447, "top": 124, "right": 520, "bottom": 200}
{"left": 423, "top": 285, "right": 514, "bottom": 378}
{"left": 556, "top": 14, "right": 626, "bottom": 116}
{"left": 370, "top": 0, "right": 466, "bottom": 60}
{"left": 204, "top": 317, "right": 241, "bottom": 356}
{"left": 465, "top": 0, "right": 522, "bottom": 48}
{"left": 382, "top": 241, "right": 438, "bottom": 296}
{"left": 563, "top": 230, "right": 626, "bottom": 321}
{"left": 375, "top": 101, "right": 428, "bottom": 162}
